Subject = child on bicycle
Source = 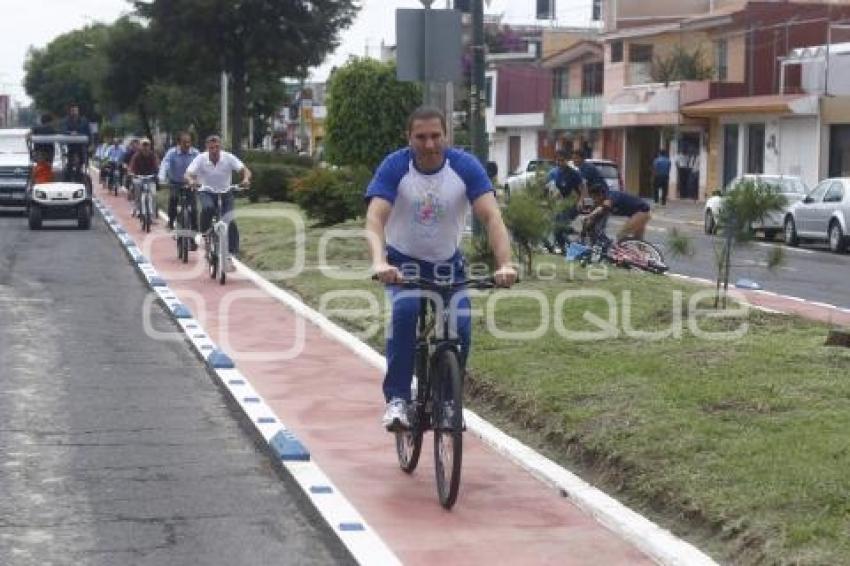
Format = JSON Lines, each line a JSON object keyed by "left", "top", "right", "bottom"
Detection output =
{"left": 582, "top": 181, "right": 652, "bottom": 241}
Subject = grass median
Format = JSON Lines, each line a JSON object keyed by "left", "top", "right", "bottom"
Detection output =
{"left": 231, "top": 201, "right": 850, "bottom": 565}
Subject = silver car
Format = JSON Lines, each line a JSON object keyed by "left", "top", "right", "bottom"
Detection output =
{"left": 784, "top": 178, "right": 850, "bottom": 253}
{"left": 704, "top": 174, "right": 808, "bottom": 238}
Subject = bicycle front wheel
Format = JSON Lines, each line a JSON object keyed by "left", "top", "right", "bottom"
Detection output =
{"left": 433, "top": 348, "right": 463, "bottom": 509}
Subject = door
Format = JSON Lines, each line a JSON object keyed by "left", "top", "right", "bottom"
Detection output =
{"left": 797, "top": 180, "right": 829, "bottom": 235}
{"left": 509, "top": 136, "right": 521, "bottom": 176}
{"left": 722, "top": 124, "right": 739, "bottom": 188}
{"left": 745, "top": 123, "right": 765, "bottom": 174}
{"left": 677, "top": 132, "right": 700, "bottom": 200}
{"left": 813, "top": 181, "right": 846, "bottom": 237}
{"left": 828, "top": 125, "right": 850, "bottom": 178}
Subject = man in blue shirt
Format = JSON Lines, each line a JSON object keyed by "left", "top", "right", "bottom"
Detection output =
{"left": 652, "top": 149, "right": 672, "bottom": 206}
{"left": 366, "top": 107, "right": 517, "bottom": 431}
{"left": 545, "top": 148, "right": 603, "bottom": 251}
{"left": 159, "top": 132, "right": 200, "bottom": 235}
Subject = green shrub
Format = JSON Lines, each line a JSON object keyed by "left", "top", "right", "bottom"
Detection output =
{"left": 242, "top": 149, "right": 314, "bottom": 168}
{"left": 243, "top": 163, "right": 312, "bottom": 202}
{"left": 502, "top": 172, "right": 564, "bottom": 272}
{"left": 292, "top": 166, "right": 371, "bottom": 225}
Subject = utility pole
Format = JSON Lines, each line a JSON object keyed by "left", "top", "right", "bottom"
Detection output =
{"left": 471, "top": 0, "right": 487, "bottom": 164}
{"left": 471, "top": 0, "right": 487, "bottom": 235}
{"left": 421, "top": 0, "right": 435, "bottom": 107}
{"left": 221, "top": 72, "right": 229, "bottom": 147}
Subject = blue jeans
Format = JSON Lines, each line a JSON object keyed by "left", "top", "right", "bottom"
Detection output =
{"left": 198, "top": 191, "right": 239, "bottom": 255}
{"left": 383, "top": 247, "right": 471, "bottom": 402}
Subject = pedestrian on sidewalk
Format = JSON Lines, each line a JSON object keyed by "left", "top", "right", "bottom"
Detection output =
{"left": 652, "top": 149, "right": 671, "bottom": 206}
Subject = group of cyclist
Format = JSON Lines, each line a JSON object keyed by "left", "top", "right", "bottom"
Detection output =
{"left": 545, "top": 147, "right": 652, "bottom": 252}
{"left": 97, "top": 132, "right": 251, "bottom": 273}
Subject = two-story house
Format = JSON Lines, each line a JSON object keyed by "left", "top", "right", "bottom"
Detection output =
{"left": 601, "top": 0, "right": 850, "bottom": 199}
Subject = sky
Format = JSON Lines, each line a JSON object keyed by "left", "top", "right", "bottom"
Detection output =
{"left": 0, "top": 0, "right": 526, "bottom": 106}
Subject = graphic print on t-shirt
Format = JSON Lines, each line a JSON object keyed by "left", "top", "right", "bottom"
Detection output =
{"left": 413, "top": 190, "right": 446, "bottom": 238}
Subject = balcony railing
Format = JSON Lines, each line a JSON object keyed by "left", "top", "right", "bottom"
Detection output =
{"left": 550, "top": 96, "right": 603, "bottom": 129}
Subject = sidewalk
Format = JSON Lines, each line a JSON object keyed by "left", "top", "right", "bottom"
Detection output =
{"left": 95, "top": 187, "right": 658, "bottom": 565}
{"left": 648, "top": 200, "right": 704, "bottom": 227}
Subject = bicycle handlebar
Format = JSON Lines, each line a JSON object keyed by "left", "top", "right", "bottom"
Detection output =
{"left": 371, "top": 274, "right": 501, "bottom": 290}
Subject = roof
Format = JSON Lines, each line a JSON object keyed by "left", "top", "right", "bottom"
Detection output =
{"left": 602, "top": 4, "right": 740, "bottom": 41}
{"left": 681, "top": 94, "right": 818, "bottom": 117}
{"left": 783, "top": 42, "right": 850, "bottom": 63}
{"left": 541, "top": 40, "right": 603, "bottom": 68}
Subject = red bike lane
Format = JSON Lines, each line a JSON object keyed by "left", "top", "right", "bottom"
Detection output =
{"left": 97, "top": 186, "right": 657, "bottom": 565}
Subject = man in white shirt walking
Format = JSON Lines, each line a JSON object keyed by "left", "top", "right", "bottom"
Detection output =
{"left": 184, "top": 135, "right": 252, "bottom": 272}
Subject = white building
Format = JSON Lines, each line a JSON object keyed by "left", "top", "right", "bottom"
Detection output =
{"left": 486, "top": 0, "right": 603, "bottom": 28}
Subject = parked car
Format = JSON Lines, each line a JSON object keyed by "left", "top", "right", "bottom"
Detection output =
{"left": 503, "top": 158, "right": 555, "bottom": 200}
{"left": 704, "top": 174, "right": 808, "bottom": 238}
{"left": 503, "top": 158, "right": 623, "bottom": 200}
{"left": 0, "top": 128, "right": 34, "bottom": 208}
{"left": 783, "top": 177, "right": 850, "bottom": 253}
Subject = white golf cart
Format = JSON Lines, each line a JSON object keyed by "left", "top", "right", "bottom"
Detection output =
{"left": 26, "top": 134, "right": 93, "bottom": 230}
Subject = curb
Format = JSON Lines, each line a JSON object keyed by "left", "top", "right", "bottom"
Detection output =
{"left": 92, "top": 196, "right": 401, "bottom": 566}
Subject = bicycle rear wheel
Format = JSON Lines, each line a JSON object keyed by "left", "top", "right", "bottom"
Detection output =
{"left": 433, "top": 348, "right": 463, "bottom": 509}
{"left": 208, "top": 235, "right": 218, "bottom": 280}
{"left": 617, "top": 238, "right": 668, "bottom": 274}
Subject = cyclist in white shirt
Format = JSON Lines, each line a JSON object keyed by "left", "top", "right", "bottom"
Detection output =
{"left": 184, "top": 135, "right": 251, "bottom": 272}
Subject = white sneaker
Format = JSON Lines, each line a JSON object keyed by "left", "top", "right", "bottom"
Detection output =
{"left": 382, "top": 398, "right": 409, "bottom": 431}
{"left": 225, "top": 256, "right": 237, "bottom": 273}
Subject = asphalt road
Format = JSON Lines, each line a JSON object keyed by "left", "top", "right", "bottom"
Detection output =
{"left": 0, "top": 208, "right": 353, "bottom": 566}
{"left": 610, "top": 206, "right": 850, "bottom": 309}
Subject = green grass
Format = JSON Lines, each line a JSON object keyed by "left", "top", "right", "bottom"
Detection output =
{"left": 234, "top": 202, "right": 850, "bottom": 565}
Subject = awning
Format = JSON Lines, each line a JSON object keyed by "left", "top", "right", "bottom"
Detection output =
{"left": 681, "top": 94, "right": 818, "bottom": 117}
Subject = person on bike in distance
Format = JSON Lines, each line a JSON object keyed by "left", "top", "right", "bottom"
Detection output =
{"left": 583, "top": 180, "right": 652, "bottom": 241}
{"left": 128, "top": 138, "right": 160, "bottom": 218}
{"left": 184, "top": 134, "right": 251, "bottom": 273}
{"left": 365, "top": 106, "right": 517, "bottom": 431}
{"left": 103, "top": 138, "right": 125, "bottom": 189}
{"left": 159, "top": 132, "right": 199, "bottom": 236}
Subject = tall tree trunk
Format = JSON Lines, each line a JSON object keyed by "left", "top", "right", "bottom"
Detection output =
{"left": 230, "top": 61, "right": 245, "bottom": 158}
{"left": 138, "top": 102, "right": 153, "bottom": 144}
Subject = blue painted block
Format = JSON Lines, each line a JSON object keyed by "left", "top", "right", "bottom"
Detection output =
{"left": 135, "top": 255, "right": 149, "bottom": 265}
{"left": 207, "top": 349, "right": 235, "bottom": 369}
{"left": 243, "top": 397, "right": 260, "bottom": 404}
{"left": 257, "top": 417, "right": 276, "bottom": 424}
{"left": 172, "top": 304, "right": 192, "bottom": 318}
{"left": 148, "top": 276, "right": 167, "bottom": 287}
{"left": 270, "top": 430, "right": 310, "bottom": 462}
{"left": 339, "top": 523, "right": 365, "bottom": 532}
{"left": 309, "top": 485, "right": 333, "bottom": 494}
{"left": 228, "top": 380, "right": 245, "bottom": 386}
{"left": 186, "top": 324, "right": 198, "bottom": 329}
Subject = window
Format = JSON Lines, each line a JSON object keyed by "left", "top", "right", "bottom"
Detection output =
{"left": 746, "top": 123, "right": 765, "bottom": 175}
{"left": 824, "top": 181, "right": 845, "bottom": 203}
{"left": 485, "top": 76, "right": 493, "bottom": 107}
{"left": 553, "top": 67, "right": 570, "bottom": 99}
{"left": 723, "top": 124, "right": 739, "bottom": 188}
{"left": 582, "top": 62, "right": 604, "bottom": 96}
{"left": 536, "top": 0, "right": 555, "bottom": 20}
{"left": 807, "top": 180, "right": 831, "bottom": 202}
{"left": 715, "top": 39, "right": 728, "bottom": 81}
{"left": 611, "top": 41, "right": 623, "bottom": 63}
{"left": 629, "top": 44, "right": 653, "bottom": 63}
{"left": 592, "top": 0, "right": 602, "bottom": 21}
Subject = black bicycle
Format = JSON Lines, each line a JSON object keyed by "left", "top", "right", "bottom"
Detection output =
{"left": 174, "top": 184, "right": 195, "bottom": 264}
{"left": 380, "top": 276, "right": 497, "bottom": 509}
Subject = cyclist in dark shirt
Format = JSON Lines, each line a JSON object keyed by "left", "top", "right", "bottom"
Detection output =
{"left": 583, "top": 181, "right": 652, "bottom": 241}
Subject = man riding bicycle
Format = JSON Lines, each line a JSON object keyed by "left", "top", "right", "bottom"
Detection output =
{"left": 184, "top": 134, "right": 251, "bottom": 273}
{"left": 128, "top": 138, "right": 160, "bottom": 218}
{"left": 159, "top": 132, "right": 199, "bottom": 240}
{"left": 103, "top": 138, "right": 126, "bottom": 190}
{"left": 582, "top": 181, "right": 652, "bottom": 241}
{"left": 365, "top": 106, "right": 517, "bottom": 431}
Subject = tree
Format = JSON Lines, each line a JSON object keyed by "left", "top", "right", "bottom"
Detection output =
{"left": 651, "top": 45, "right": 714, "bottom": 85}
{"left": 325, "top": 58, "right": 421, "bottom": 170}
{"left": 134, "top": 0, "right": 358, "bottom": 155}
{"left": 713, "top": 180, "right": 787, "bottom": 308}
{"left": 23, "top": 25, "right": 111, "bottom": 119}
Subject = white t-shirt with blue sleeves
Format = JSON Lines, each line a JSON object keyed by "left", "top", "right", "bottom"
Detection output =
{"left": 366, "top": 148, "right": 492, "bottom": 263}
